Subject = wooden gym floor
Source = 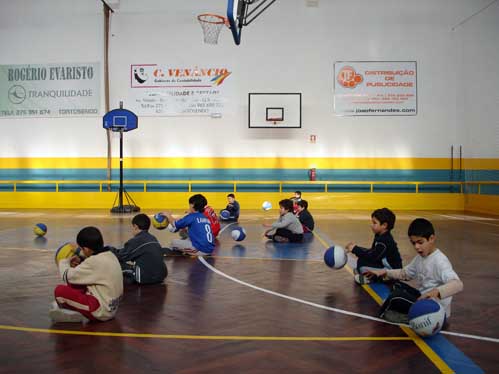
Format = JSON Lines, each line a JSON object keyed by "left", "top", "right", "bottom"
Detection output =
{"left": 0, "top": 209, "right": 497, "bottom": 373}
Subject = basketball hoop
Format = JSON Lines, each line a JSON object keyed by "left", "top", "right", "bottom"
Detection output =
{"left": 197, "top": 14, "right": 228, "bottom": 45}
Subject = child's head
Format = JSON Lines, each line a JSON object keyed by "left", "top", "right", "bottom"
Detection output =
{"left": 227, "top": 193, "right": 235, "bottom": 203}
{"left": 296, "top": 200, "right": 308, "bottom": 212}
{"left": 76, "top": 226, "right": 105, "bottom": 257}
{"left": 132, "top": 213, "right": 150, "bottom": 232}
{"left": 189, "top": 194, "right": 208, "bottom": 213}
{"left": 294, "top": 191, "right": 302, "bottom": 199}
{"left": 370, "top": 208, "right": 396, "bottom": 234}
{"left": 408, "top": 218, "right": 436, "bottom": 257}
{"left": 278, "top": 199, "right": 294, "bottom": 214}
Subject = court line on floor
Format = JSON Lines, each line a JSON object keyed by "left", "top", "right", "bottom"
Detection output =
{"left": 311, "top": 229, "right": 498, "bottom": 344}
{"left": 0, "top": 324, "right": 412, "bottom": 341}
{"left": 200, "top": 255, "right": 456, "bottom": 373}
{"left": 199, "top": 254, "right": 499, "bottom": 345}
{"left": 219, "top": 222, "right": 237, "bottom": 235}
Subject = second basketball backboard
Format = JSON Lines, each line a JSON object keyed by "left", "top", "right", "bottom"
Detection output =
{"left": 248, "top": 93, "right": 302, "bottom": 128}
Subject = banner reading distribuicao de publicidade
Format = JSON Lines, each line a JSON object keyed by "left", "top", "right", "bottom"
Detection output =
{"left": 334, "top": 61, "right": 417, "bottom": 116}
{"left": 0, "top": 63, "right": 100, "bottom": 118}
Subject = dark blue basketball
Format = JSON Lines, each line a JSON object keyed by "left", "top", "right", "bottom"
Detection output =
{"left": 220, "top": 209, "right": 231, "bottom": 220}
{"left": 323, "top": 245, "right": 347, "bottom": 269}
{"left": 408, "top": 299, "right": 446, "bottom": 337}
{"left": 231, "top": 227, "right": 246, "bottom": 241}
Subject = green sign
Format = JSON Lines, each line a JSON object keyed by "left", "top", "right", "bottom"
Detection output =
{"left": 0, "top": 63, "right": 101, "bottom": 118}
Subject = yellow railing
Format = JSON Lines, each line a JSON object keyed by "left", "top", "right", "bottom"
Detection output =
{"left": 0, "top": 180, "right": 498, "bottom": 194}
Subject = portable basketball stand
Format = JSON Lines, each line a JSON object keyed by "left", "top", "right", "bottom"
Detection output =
{"left": 103, "top": 102, "right": 140, "bottom": 214}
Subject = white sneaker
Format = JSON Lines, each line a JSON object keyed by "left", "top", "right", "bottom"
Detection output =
{"left": 49, "top": 305, "right": 89, "bottom": 323}
{"left": 354, "top": 274, "right": 371, "bottom": 285}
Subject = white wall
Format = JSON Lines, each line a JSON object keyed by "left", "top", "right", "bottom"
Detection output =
{"left": 0, "top": 0, "right": 497, "bottom": 159}
{"left": 0, "top": 0, "right": 105, "bottom": 157}
{"left": 455, "top": 0, "right": 499, "bottom": 159}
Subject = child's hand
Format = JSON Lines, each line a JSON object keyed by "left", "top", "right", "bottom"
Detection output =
{"left": 345, "top": 242, "right": 355, "bottom": 252}
{"left": 70, "top": 255, "right": 81, "bottom": 268}
{"left": 419, "top": 289, "right": 440, "bottom": 300}
{"left": 262, "top": 223, "right": 272, "bottom": 228}
{"left": 364, "top": 268, "right": 387, "bottom": 279}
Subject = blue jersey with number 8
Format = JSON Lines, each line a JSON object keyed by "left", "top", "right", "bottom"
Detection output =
{"left": 173, "top": 212, "right": 215, "bottom": 253}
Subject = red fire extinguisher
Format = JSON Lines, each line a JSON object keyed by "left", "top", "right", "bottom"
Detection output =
{"left": 308, "top": 168, "right": 316, "bottom": 181}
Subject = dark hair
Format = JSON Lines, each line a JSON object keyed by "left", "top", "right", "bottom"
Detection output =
{"left": 296, "top": 200, "right": 308, "bottom": 210}
{"left": 408, "top": 218, "right": 435, "bottom": 239}
{"left": 189, "top": 194, "right": 207, "bottom": 212}
{"left": 76, "top": 226, "right": 104, "bottom": 253}
{"left": 294, "top": 191, "right": 302, "bottom": 197}
{"left": 279, "top": 199, "right": 294, "bottom": 212}
{"left": 227, "top": 193, "right": 235, "bottom": 198}
{"left": 132, "top": 213, "right": 150, "bottom": 231}
{"left": 372, "top": 208, "right": 396, "bottom": 231}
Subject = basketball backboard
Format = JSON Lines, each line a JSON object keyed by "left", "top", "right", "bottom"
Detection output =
{"left": 249, "top": 93, "right": 301, "bottom": 128}
{"left": 227, "top": 0, "right": 277, "bottom": 45}
{"left": 103, "top": 108, "right": 138, "bottom": 132}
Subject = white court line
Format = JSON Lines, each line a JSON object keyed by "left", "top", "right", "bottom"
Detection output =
{"left": 219, "top": 222, "right": 237, "bottom": 235}
{"left": 0, "top": 247, "right": 51, "bottom": 253}
{"left": 199, "top": 257, "right": 499, "bottom": 344}
{"left": 166, "top": 278, "right": 188, "bottom": 286}
{"left": 436, "top": 214, "right": 499, "bottom": 228}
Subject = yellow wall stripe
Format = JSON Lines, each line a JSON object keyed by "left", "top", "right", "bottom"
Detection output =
{"left": 0, "top": 157, "right": 497, "bottom": 169}
{"left": 0, "top": 324, "right": 411, "bottom": 341}
{"left": 0, "top": 192, "right": 466, "bottom": 210}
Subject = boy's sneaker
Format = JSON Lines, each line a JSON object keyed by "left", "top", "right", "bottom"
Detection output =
{"left": 354, "top": 274, "right": 371, "bottom": 285}
{"left": 382, "top": 310, "right": 409, "bottom": 324}
{"left": 49, "top": 305, "right": 88, "bottom": 323}
{"left": 273, "top": 235, "right": 289, "bottom": 243}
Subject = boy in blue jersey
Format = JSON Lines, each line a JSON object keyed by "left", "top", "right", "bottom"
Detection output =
{"left": 163, "top": 194, "right": 215, "bottom": 256}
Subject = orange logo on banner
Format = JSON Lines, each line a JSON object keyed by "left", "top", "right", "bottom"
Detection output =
{"left": 337, "top": 66, "right": 363, "bottom": 88}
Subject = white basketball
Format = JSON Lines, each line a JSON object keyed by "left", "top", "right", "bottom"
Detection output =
{"left": 262, "top": 201, "right": 272, "bottom": 211}
{"left": 408, "top": 299, "right": 446, "bottom": 337}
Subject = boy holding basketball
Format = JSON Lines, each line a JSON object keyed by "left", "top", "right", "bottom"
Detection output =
{"left": 219, "top": 193, "right": 240, "bottom": 222}
{"left": 163, "top": 194, "right": 215, "bottom": 256}
{"left": 263, "top": 199, "right": 304, "bottom": 243}
{"left": 365, "top": 218, "right": 463, "bottom": 322}
{"left": 113, "top": 213, "right": 167, "bottom": 285}
{"left": 50, "top": 226, "right": 123, "bottom": 323}
{"left": 345, "top": 208, "right": 402, "bottom": 284}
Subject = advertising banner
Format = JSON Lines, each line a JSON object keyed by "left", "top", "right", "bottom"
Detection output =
{"left": 128, "top": 64, "right": 232, "bottom": 116}
{"left": 0, "top": 63, "right": 100, "bottom": 118}
{"left": 334, "top": 61, "right": 417, "bottom": 116}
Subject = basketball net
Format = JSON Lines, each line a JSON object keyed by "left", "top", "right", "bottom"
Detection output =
{"left": 197, "top": 14, "right": 228, "bottom": 44}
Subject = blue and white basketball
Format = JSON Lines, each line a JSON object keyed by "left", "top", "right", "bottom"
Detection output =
{"left": 262, "top": 201, "right": 272, "bottom": 211}
{"left": 34, "top": 223, "right": 47, "bottom": 237}
{"left": 408, "top": 299, "right": 446, "bottom": 337}
{"left": 323, "top": 245, "right": 347, "bottom": 269}
{"left": 152, "top": 213, "right": 168, "bottom": 230}
{"left": 231, "top": 227, "right": 246, "bottom": 241}
{"left": 220, "top": 209, "right": 231, "bottom": 220}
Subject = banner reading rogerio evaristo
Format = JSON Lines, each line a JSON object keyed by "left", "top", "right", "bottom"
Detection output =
{"left": 333, "top": 61, "right": 417, "bottom": 116}
{"left": 0, "top": 63, "right": 100, "bottom": 118}
{"left": 128, "top": 64, "right": 232, "bottom": 116}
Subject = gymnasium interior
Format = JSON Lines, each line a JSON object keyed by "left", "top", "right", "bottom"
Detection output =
{"left": 0, "top": 1, "right": 498, "bottom": 373}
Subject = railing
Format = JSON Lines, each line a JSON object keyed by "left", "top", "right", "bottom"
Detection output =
{"left": 0, "top": 180, "right": 498, "bottom": 194}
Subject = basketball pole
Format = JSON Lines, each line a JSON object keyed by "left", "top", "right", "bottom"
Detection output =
{"left": 109, "top": 101, "right": 140, "bottom": 214}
